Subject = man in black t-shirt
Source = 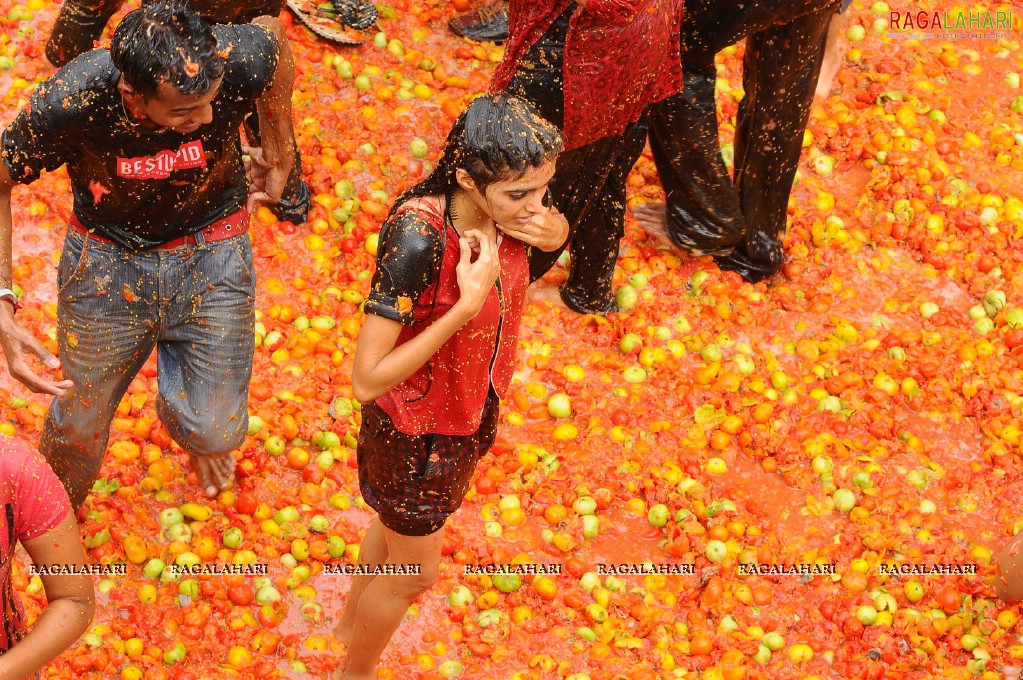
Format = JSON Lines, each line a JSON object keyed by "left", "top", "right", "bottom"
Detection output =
{"left": 45, "top": 0, "right": 312, "bottom": 225}
{"left": 0, "top": 2, "right": 296, "bottom": 508}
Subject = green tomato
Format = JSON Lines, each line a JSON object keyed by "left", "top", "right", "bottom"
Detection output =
{"left": 476, "top": 608, "right": 503, "bottom": 628}
{"left": 246, "top": 415, "right": 264, "bottom": 436}
{"left": 762, "top": 631, "right": 785, "bottom": 651}
{"left": 448, "top": 585, "right": 473, "bottom": 608}
{"left": 704, "top": 539, "right": 728, "bottom": 563}
{"left": 616, "top": 284, "right": 638, "bottom": 310}
{"left": 255, "top": 585, "right": 282, "bottom": 605}
{"left": 546, "top": 392, "right": 572, "bottom": 419}
{"left": 647, "top": 504, "right": 669, "bottom": 528}
{"left": 579, "top": 572, "right": 601, "bottom": 592}
{"left": 309, "top": 515, "right": 329, "bottom": 533}
{"left": 492, "top": 573, "right": 521, "bottom": 593}
{"left": 620, "top": 332, "right": 643, "bottom": 354}
{"left": 273, "top": 506, "right": 300, "bottom": 525}
{"left": 845, "top": 24, "right": 866, "bottom": 42}
{"left": 178, "top": 579, "right": 200, "bottom": 599}
{"left": 833, "top": 488, "right": 857, "bottom": 514}
{"left": 627, "top": 273, "right": 649, "bottom": 290}
{"left": 264, "top": 436, "right": 286, "bottom": 456}
{"left": 142, "top": 558, "right": 166, "bottom": 580}
{"left": 856, "top": 605, "right": 878, "bottom": 626}
{"left": 437, "top": 660, "right": 465, "bottom": 678}
{"left": 817, "top": 395, "right": 842, "bottom": 413}
{"left": 700, "top": 343, "right": 722, "bottom": 363}
{"left": 163, "top": 642, "right": 187, "bottom": 665}
{"left": 158, "top": 508, "right": 184, "bottom": 528}
{"left": 409, "top": 138, "right": 429, "bottom": 159}
{"left": 904, "top": 579, "right": 925, "bottom": 603}
{"left": 622, "top": 366, "right": 647, "bottom": 383}
{"left": 770, "top": 370, "right": 789, "bottom": 390}
{"left": 164, "top": 522, "right": 192, "bottom": 544}
{"left": 572, "top": 496, "right": 597, "bottom": 515}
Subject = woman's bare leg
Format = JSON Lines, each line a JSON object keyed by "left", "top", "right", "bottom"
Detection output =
{"left": 336, "top": 522, "right": 443, "bottom": 680}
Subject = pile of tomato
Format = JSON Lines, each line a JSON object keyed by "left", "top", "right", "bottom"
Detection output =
{"left": 1, "top": 0, "right": 1023, "bottom": 678}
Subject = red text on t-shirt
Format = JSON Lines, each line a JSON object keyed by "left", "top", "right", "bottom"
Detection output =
{"left": 116, "top": 140, "right": 206, "bottom": 180}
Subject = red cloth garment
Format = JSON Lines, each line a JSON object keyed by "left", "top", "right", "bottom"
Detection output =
{"left": 369, "top": 201, "right": 529, "bottom": 436}
{"left": 0, "top": 437, "right": 72, "bottom": 652}
{"left": 492, "top": 0, "right": 684, "bottom": 150}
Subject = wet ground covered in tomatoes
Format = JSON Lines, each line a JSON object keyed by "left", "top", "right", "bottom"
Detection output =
{"left": 3, "top": 1, "right": 1023, "bottom": 679}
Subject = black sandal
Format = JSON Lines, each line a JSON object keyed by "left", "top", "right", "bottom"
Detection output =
{"left": 448, "top": 0, "right": 509, "bottom": 44}
{"left": 286, "top": 0, "right": 376, "bottom": 45}
{"left": 559, "top": 286, "right": 620, "bottom": 315}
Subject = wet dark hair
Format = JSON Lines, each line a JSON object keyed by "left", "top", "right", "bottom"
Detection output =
{"left": 392, "top": 94, "right": 564, "bottom": 213}
{"left": 111, "top": 1, "right": 224, "bottom": 97}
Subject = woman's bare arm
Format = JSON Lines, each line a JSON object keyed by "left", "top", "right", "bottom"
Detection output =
{"left": 0, "top": 513, "right": 95, "bottom": 680}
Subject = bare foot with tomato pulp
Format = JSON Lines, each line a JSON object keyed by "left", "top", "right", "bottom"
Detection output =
{"left": 632, "top": 202, "right": 673, "bottom": 246}
{"left": 189, "top": 451, "right": 235, "bottom": 498}
{"left": 1001, "top": 666, "right": 1022, "bottom": 679}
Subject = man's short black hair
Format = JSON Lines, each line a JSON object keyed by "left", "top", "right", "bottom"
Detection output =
{"left": 111, "top": 1, "right": 225, "bottom": 96}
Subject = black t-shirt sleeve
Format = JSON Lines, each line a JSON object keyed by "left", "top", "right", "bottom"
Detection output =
{"left": 0, "top": 72, "right": 83, "bottom": 183}
{"left": 364, "top": 210, "right": 444, "bottom": 325}
{"left": 216, "top": 23, "right": 279, "bottom": 100}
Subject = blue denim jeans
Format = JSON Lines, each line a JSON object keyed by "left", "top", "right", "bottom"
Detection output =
{"left": 39, "top": 229, "right": 256, "bottom": 508}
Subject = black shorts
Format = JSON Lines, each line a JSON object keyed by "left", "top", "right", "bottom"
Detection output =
{"left": 357, "top": 391, "right": 499, "bottom": 536}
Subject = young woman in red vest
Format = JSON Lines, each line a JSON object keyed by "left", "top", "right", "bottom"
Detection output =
{"left": 331, "top": 94, "right": 568, "bottom": 679}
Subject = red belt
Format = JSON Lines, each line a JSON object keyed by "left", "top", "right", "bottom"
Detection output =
{"left": 70, "top": 209, "right": 249, "bottom": 250}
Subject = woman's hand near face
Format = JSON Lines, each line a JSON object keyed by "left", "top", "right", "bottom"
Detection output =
{"left": 453, "top": 229, "right": 501, "bottom": 318}
{"left": 497, "top": 206, "right": 570, "bottom": 252}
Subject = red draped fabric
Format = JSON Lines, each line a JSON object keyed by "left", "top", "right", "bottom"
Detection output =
{"left": 492, "top": 0, "right": 684, "bottom": 150}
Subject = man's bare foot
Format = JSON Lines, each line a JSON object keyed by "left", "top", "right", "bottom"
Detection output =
{"left": 632, "top": 202, "right": 673, "bottom": 246}
{"left": 815, "top": 52, "right": 841, "bottom": 99}
{"left": 188, "top": 451, "right": 234, "bottom": 498}
{"left": 815, "top": 12, "right": 846, "bottom": 99}
{"left": 1001, "top": 666, "right": 1022, "bottom": 679}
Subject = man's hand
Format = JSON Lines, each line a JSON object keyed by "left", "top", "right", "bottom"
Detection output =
{"left": 496, "top": 206, "right": 570, "bottom": 252}
{"left": 0, "top": 306, "right": 73, "bottom": 395}
{"left": 242, "top": 144, "right": 288, "bottom": 214}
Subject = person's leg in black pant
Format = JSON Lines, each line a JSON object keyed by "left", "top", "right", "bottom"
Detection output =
{"left": 537, "top": 121, "right": 648, "bottom": 313}
{"left": 715, "top": 9, "right": 832, "bottom": 281}
{"left": 642, "top": 61, "right": 746, "bottom": 257}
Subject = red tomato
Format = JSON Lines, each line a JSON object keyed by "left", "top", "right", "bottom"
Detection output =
{"left": 227, "top": 584, "right": 254, "bottom": 607}
{"left": 235, "top": 492, "right": 258, "bottom": 516}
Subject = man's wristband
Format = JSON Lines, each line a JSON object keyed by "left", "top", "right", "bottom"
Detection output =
{"left": 0, "top": 288, "right": 21, "bottom": 313}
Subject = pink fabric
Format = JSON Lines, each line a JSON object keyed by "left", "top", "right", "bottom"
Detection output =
{"left": 0, "top": 437, "right": 71, "bottom": 652}
{"left": 492, "top": 0, "right": 684, "bottom": 150}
